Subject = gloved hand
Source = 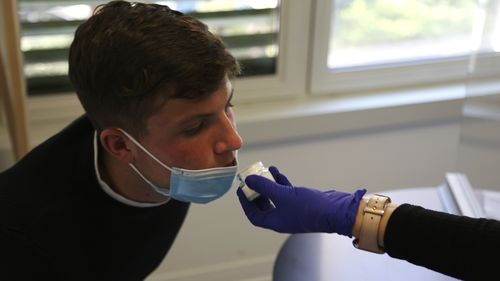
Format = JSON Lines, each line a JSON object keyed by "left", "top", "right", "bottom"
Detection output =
{"left": 237, "top": 166, "right": 366, "bottom": 237}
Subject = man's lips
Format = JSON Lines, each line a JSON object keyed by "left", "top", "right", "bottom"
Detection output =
{"left": 224, "top": 159, "right": 237, "bottom": 167}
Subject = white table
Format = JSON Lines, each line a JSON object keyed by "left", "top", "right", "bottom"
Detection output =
{"left": 273, "top": 187, "right": 461, "bottom": 281}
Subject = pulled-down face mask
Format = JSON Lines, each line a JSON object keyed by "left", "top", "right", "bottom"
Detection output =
{"left": 119, "top": 129, "right": 238, "bottom": 204}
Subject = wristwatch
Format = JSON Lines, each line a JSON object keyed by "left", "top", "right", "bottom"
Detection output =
{"left": 352, "top": 194, "right": 391, "bottom": 254}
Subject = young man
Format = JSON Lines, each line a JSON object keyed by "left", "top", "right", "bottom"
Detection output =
{"left": 0, "top": 1, "right": 242, "bottom": 280}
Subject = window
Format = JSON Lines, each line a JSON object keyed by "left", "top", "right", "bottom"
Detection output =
{"left": 311, "top": 0, "right": 500, "bottom": 95}
{"left": 17, "top": 1, "right": 500, "bottom": 103}
{"left": 18, "top": 0, "right": 281, "bottom": 96}
{"left": 328, "top": 0, "right": 476, "bottom": 69}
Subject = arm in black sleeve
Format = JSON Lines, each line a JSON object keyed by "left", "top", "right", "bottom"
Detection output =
{"left": 384, "top": 204, "right": 500, "bottom": 280}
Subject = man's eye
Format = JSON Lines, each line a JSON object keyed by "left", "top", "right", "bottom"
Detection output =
{"left": 225, "top": 101, "right": 234, "bottom": 113}
{"left": 184, "top": 121, "right": 206, "bottom": 136}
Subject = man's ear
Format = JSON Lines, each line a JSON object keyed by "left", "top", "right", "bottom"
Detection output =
{"left": 99, "top": 128, "right": 135, "bottom": 163}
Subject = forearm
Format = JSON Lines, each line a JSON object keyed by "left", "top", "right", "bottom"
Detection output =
{"left": 384, "top": 204, "right": 500, "bottom": 279}
{"left": 353, "top": 201, "right": 500, "bottom": 280}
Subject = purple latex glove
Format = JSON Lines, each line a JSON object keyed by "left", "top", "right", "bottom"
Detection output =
{"left": 237, "top": 166, "right": 366, "bottom": 237}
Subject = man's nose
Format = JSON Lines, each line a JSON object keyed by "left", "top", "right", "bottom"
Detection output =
{"left": 214, "top": 116, "right": 243, "bottom": 154}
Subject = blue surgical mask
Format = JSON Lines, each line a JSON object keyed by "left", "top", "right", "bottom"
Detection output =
{"left": 119, "top": 129, "right": 238, "bottom": 204}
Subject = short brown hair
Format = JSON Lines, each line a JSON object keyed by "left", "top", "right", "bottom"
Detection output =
{"left": 68, "top": 0, "right": 240, "bottom": 135}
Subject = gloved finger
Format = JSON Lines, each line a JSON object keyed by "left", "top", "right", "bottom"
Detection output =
{"left": 237, "top": 187, "right": 262, "bottom": 220}
{"left": 245, "top": 174, "right": 284, "bottom": 200}
{"left": 269, "top": 166, "right": 292, "bottom": 186}
{"left": 237, "top": 187, "right": 275, "bottom": 228}
{"left": 253, "top": 195, "right": 273, "bottom": 211}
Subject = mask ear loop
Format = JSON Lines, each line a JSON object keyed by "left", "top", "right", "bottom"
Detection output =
{"left": 117, "top": 128, "right": 172, "bottom": 197}
{"left": 128, "top": 163, "right": 171, "bottom": 197}
{"left": 117, "top": 128, "right": 179, "bottom": 175}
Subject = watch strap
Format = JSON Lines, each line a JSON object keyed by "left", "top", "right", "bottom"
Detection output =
{"left": 353, "top": 194, "right": 391, "bottom": 254}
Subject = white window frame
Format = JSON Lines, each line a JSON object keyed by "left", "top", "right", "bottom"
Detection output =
{"left": 27, "top": 1, "right": 311, "bottom": 121}
{"left": 233, "top": 0, "right": 310, "bottom": 103}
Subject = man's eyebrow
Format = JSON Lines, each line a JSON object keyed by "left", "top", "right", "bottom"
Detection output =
{"left": 178, "top": 89, "right": 234, "bottom": 126}
{"left": 178, "top": 112, "right": 214, "bottom": 126}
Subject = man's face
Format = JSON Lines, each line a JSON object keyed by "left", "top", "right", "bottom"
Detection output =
{"left": 130, "top": 77, "right": 242, "bottom": 187}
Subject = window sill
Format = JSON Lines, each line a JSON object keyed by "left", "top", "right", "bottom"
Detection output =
{"left": 236, "top": 82, "right": 474, "bottom": 147}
